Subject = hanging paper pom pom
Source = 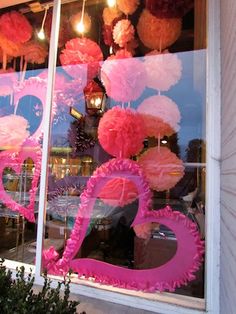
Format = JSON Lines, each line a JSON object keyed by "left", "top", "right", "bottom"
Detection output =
{"left": 22, "top": 41, "right": 48, "bottom": 64}
{"left": 0, "top": 115, "right": 30, "bottom": 150}
{"left": 70, "top": 11, "right": 92, "bottom": 33}
{"left": 137, "top": 9, "right": 182, "bottom": 51}
{"left": 60, "top": 38, "right": 103, "bottom": 85}
{"left": 117, "top": 0, "right": 140, "bottom": 15}
{"left": 103, "top": 7, "right": 123, "bottom": 26}
{"left": 98, "top": 178, "right": 138, "bottom": 207}
{"left": 137, "top": 95, "right": 180, "bottom": 138}
{"left": 144, "top": 51, "right": 182, "bottom": 91}
{"left": 133, "top": 222, "right": 159, "bottom": 240}
{"left": 0, "top": 69, "right": 17, "bottom": 97}
{"left": 98, "top": 106, "right": 145, "bottom": 158}
{"left": 138, "top": 146, "right": 185, "bottom": 191}
{"left": 101, "top": 54, "right": 146, "bottom": 102}
{"left": 108, "top": 49, "right": 132, "bottom": 60}
{"left": 145, "top": 0, "right": 194, "bottom": 18}
{"left": 0, "top": 33, "right": 22, "bottom": 57}
{"left": 0, "top": 11, "right": 32, "bottom": 43}
{"left": 113, "top": 19, "right": 135, "bottom": 48}
{"left": 68, "top": 120, "right": 96, "bottom": 154}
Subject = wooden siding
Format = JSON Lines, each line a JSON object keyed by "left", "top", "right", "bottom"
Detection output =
{"left": 220, "top": 1, "right": 236, "bottom": 314}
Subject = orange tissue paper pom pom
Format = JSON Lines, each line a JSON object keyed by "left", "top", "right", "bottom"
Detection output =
{"left": 138, "top": 146, "right": 185, "bottom": 191}
{"left": 137, "top": 9, "right": 182, "bottom": 51}
{"left": 117, "top": 0, "right": 140, "bottom": 15}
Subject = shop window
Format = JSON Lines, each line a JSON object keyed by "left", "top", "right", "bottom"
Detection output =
{"left": 0, "top": 0, "right": 208, "bottom": 308}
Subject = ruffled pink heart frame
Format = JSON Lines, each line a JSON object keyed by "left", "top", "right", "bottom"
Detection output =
{"left": 0, "top": 139, "right": 41, "bottom": 222}
{"left": 43, "top": 158, "right": 204, "bottom": 292}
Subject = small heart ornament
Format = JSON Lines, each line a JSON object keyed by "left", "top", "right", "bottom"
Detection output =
{"left": 43, "top": 158, "right": 204, "bottom": 292}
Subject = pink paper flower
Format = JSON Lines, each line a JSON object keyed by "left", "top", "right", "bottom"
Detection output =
{"left": 138, "top": 146, "right": 185, "bottom": 191}
{"left": 144, "top": 51, "right": 182, "bottom": 91}
{"left": 0, "top": 115, "right": 30, "bottom": 150}
{"left": 0, "top": 11, "right": 32, "bottom": 43}
{"left": 137, "top": 95, "right": 181, "bottom": 138}
{"left": 113, "top": 19, "right": 135, "bottom": 48}
{"left": 99, "top": 177, "right": 138, "bottom": 207}
{"left": 98, "top": 106, "right": 145, "bottom": 158}
{"left": 137, "top": 9, "right": 182, "bottom": 51}
{"left": 101, "top": 54, "right": 146, "bottom": 102}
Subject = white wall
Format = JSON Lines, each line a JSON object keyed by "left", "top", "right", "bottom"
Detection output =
{"left": 220, "top": 2, "right": 236, "bottom": 314}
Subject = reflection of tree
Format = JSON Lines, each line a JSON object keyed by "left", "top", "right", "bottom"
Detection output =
{"left": 185, "top": 138, "right": 206, "bottom": 163}
{"left": 171, "top": 138, "right": 206, "bottom": 199}
{"left": 67, "top": 119, "right": 96, "bottom": 157}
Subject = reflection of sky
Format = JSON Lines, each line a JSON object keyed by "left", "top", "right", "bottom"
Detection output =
{"left": 0, "top": 50, "right": 206, "bottom": 160}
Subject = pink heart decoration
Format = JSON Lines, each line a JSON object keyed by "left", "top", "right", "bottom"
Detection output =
{"left": 0, "top": 139, "right": 41, "bottom": 222}
{"left": 43, "top": 158, "right": 204, "bottom": 292}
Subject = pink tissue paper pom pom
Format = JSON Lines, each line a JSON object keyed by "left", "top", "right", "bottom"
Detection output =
{"left": 144, "top": 50, "right": 182, "bottom": 91}
{"left": 137, "top": 9, "right": 182, "bottom": 51}
{"left": 101, "top": 54, "right": 146, "bottom": 102}
{"left": 98, "top": 178, "right": 138, "bottom": 207}
{"left": 137, "top": 95, "right": 181, "bottom": 138}
{"left": 113, "top": 19, "right": 135, "bottom": 48}
{"left": 138, "top": 146, "right": 185, "bottom": 191}
{"left": 145, "top": 0, "right": 194, "bottom": 18}
{"left": 60, "top": 38, "right": 103, "bottom": 85}
{"left": 103, "top": 7, "right": 123, "bottom": 26}
{"left": 22, "top": 41, "right": 48, "bottom": 64}
{"left": 0, "top": 68, "right": 18, "bottom": 96}
{"left": 0, "top": 115, "right": 30, "bottom": 150}
{"left": 0, "top": 11, "right": 32, "bottom": 43}
{"left": 133, "top": 222, "right": 160, "bottom": 240}
{"left": 98, "top": 106, "right": 146, "bottom": 158}
{"left": 117, "top": 0, "right": 140, "bottom": 15}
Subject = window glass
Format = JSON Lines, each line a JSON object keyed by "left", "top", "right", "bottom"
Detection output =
{"left": 0, "top": 2, "right": 51, "bottom": 264}
{"left": 0, "top": 0, "right": 206, "bottom": 299}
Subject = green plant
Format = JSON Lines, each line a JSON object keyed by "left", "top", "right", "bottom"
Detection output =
{"left": 0, "top": 259, "right": 83, "bottom": 314}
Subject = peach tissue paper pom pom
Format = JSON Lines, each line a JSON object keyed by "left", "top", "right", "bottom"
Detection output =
{"left": 137, "top": 95, "right": 181, "bottom": 138}
{"left": 60, "top": 38, "right": 103, "bottom": 84}
{"left": 99, "top": 178, "right": 138, "bottom": 207}
{"left": 0, "top": 11, "right": 32, "bottom": 43}
{"left": 103, "top": 7, "right": 123, "bottom": 26}
{"left": 117, "top": 0, "right": 140, "bottom": 15}
{"left": 0, "top": 33, "right": 22, "bottom": 58}
{"left": 133, "top": 222, "right": 159, "bottom": 240}
{"left": 138, "top": 146, "right": 185, "bottom": 192}
{"left": 144, "top": 50, "right": 182, "bottom": 91}
{"left": 101, "top": 55, "right": 146, "bottom": 102}
{"left": 23, "top": 41, "right": 48, "bottom": 64}
{"left": 98, "top": 106, "right": 145, "bottom": 158}
{"left": 137, "top": 9, "right": 182, "bottom": 51}
{"left": 0, "top": 115, "right": 30, "bottom": 150}
{"left": 113, "top": 19, "right": 135, "bottom": 48}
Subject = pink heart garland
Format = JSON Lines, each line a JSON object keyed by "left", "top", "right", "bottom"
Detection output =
{"left": 43, "top": 158, "right": 204, "bottom": 292}
{"left": 0, "top": 139, "right": 41, "bottom": 222}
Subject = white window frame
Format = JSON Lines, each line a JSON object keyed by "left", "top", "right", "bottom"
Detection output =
{"left": 1, "top": 0, "right": 221, "bottom": 313}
